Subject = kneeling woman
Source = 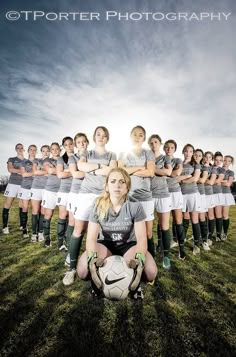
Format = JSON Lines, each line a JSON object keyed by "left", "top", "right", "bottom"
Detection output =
{"left": 77, "top": 168, "right": 157, "bottom": 295}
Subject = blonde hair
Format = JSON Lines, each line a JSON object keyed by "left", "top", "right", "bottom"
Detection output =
{"left": 95, "top": 168, "right": 131, "bottom": 220}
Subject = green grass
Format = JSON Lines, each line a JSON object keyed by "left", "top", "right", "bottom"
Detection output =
{"left": 0, "top": 193, "right": 236, "bottom": 357}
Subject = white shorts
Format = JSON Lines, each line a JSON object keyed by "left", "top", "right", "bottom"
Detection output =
{"left": 42, "top": 190, "right": 58, "bottom": 210}
{"left": 205, "top": 195, "right": 215, "bottom": 209}
{"left": 153, "top": 197, "right": 172, "bottom": 213}
{"left": 222, "top": 193, "right": 235, "bottom": 206}
{"left": 140, "top": 200, "right": 154, "bottom": 221}
{"left": 18, "top": 188, "right": 31, "bottom": 200}
{"left": 30, "top": 188, "right": 45, "bottom": 201}
{"left": 74, "top": 193, "right": 99, "bottom": 221}
{"left": 57, "top": 192, "right": 69, "bottom": 207}
{"left": 213, "top": 193, "right": 224, "bottom": 206}
{"left": 169, "top": 191, "right": 183, "bottom": 210}
{"left": 182, "top": 192, "right": 201, "bottom": 213}
{"left": 199, "top": 194, "right": 208, "bottom": 213}
{"left": 66, "top": 192, "right": 79, "bottom": 213}
{"left": 4, "top": 183, "right": 21, "bottom": 198}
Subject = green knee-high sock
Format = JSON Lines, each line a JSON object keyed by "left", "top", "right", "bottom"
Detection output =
{"left": 192, "top": 223, "right": 201, "bottom": 246}
{"left": 208, "top": 219, "right": 215, "bottom": 239}
{"left": 216, "top": 218, "right": 223, "bottom": 238}
{"left": 199, "top": 220, "right": 208, "bottom": 243}
{"left": 162, "top": 229, "right": 171, "bottom": 258}
{"left": 172, "top": 222, "right": 177, "bottom": 242}
{"left": 157, "top": 224, "right": 163, "bottom": 249}
{"left": 2, "top": 208, "right": 9, "bottom": 228}
{"left": 22, "top": 212, "right": 28, "bottom": 232}
{"left": 183, "top": 219, "right": 190, "bottom": 237}
{"left": 32, "top": 214, "right": 39, "bottom": 235}
{"left": 148, "top": 237, "right": 155, "bottom": 257}
{"left": 176, "top": 224, "right": 185, "bottom": 254}
{"left": 70, "top": 234, "right": 83, "bottom": 269}
{"left": 38, "top": 213, "right": 44, "bottom": 233}
{"left": 43, "top": 218, "right": 51, "bottom": 244}
{"left": 19, "top": 207, "right": 23, "bottom": 228}
{"left": 223, "top": 219, "right": 230, "bottom": 235}
{"left": 66, "top": 225, "right": 74, "bottom": 248}
{"left": 57, "top": 218, "right": 67, "bottom": 248}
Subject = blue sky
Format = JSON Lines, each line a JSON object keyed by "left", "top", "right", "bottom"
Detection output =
{"left": 0, "top": 0, "right": 235, "bottom": 174}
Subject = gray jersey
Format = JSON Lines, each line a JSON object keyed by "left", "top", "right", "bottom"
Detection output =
{"left": 80, "top": 150, "right": 117, "bottom": 195}
{"left": 7, "top": 156, "right": 23, "bottom": 185}
{"left": 20, "top": 159, "right": 34, "bottom": 190}
{"left": 180, "top": 162, "right": 201, "bottom": 195}
{"left": 69, "top": 154, "right": 84, "bottom": 194}
{"left": 166, "top": 157, "right": 182, "bottom": 193}
{"left": 31, "top": 158, "right": 48, "bottom": 189}
{"left": 204, "top": 165, "right": 217, "bottom": 195}
{"left": 90, "top": 200, "right": 146, "bottom": 246}
{"left": 119, "top": 149, "right": 154, "bottom": 201}
{"left": 222, "top": 169, "right": 234, "bottom": 194}
{"left": 213, "top": 167, "right": 225, "bottom": 194}
{"left": 197, "top": 165, "right": 208, "bottom": 195}
{"left": 44, "top": 158, "right": 61, "bottom": 193}
{"left": 151, "top": 154, "right": 171, "bottom": 198}
{"left": 57, "top": 156, "right": 73, "bottom": 193}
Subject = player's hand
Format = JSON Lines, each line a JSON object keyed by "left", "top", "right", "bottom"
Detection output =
{"left": 88, "top": 253, "right": 104, "bottom": 290}
{"left": 129, "top": 253, "right": 145, "bottom": 292}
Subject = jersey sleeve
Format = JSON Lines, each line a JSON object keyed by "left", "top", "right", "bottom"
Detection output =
{"left": 68, "top": 155, "right": 77, "bottom": 165}
{"left": 89, "top": 205, "right": 99, "bottom": 223}
{"left": 56, "top": 157, "right": 64, "bottom": 166}
{"left": 146, "top": 150, "right": 155, "bottom": 161}
{"left": 132, "top": 202, "right": 146, "bottom": 222}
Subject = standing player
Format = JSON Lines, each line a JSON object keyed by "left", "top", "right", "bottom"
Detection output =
{"left": 30, "top": 145, "right": 50, "bottom": 242}
{"left": 221, "top": 155, "right": 235, "bottom": 240}
{"left": 2, "top": 143, "right": 24, "bottom": 234}
{"left": 19, "top": 145, "right": 37, "bottom": 238}
{"left": 77, "top": 167, "right": 158, "bottom": 297}
{"left": 148, "top": 135, "right": 173, "bottom": 270}
{"left": 164, "top": 140, "right": 186, "bottom": 260}
{"left": 118, "top": 126, "right": 155, "bottom": 257}
{"left": 63, "top": 126, "right": 117, "bottom": 286}
{"left": 193, "top": 149, "right": 211, "bottom": 251}
{"left": 178, "top": 144, "right": 201, "bottom": 255}
{"left": 56, "top": 137, "right": 74, "bottom": 251}
{"left": 212, "top": 152, "right": 225, "bottom": 241}
{"left": 42, "top": 142, "right": 61, "bottom": 247}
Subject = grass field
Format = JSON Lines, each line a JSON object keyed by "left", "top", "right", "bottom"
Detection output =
{"left": 0, "top": 193, "right": 235, "bottom": 357}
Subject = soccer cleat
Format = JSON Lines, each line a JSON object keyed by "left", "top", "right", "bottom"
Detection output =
{"left": 216, "top": 236, "right": 222, "bottom": 242}
{"left": 179, "top": 251, "right": 186, "bottom": 260}
{"left": 2, "top": 227, "right": 9, "bottom": 234}
{"left": 132, "top": 286, "right": 144, "bottom": 300}
{"left": 162, "top": 256, "right": 171, "bottom": 271}
{"left": 59, "top": 244, "right": 68, "bottom": 252}
{"left": 64, "top": 253, "right": 70, "bottom": 267}
{"left": 202, "top": 242, "right": 211, "bottom": 251}
{"left": 207, "top": 238, "right": 213, "bottom": 247}
{"left": 20, "top": 226, "right": 23, "bottom": 231}
{"left": 63, "top": 269, "right": 76, "bottom": 286}
{"left": 45, "top": 240, "right": 52, "bottom": 248}
{"left": 38, "top": 232, "right": 45, "bottom": 242}
{"left": 22, "top": 230, "right": 29, "bottom": 238}
{"left": 193, "top": 245, "right": 200, "bottom": 256}
{"left": 31, "top": 234, "right": 38, "bottom": 243}
{"left": 170, "top": 240, "right": 179, "bottom": 248}
{"left": 221, "top": 233, "right": 228, "bottom": 241}
{"left": 147, "top": 280, "right": 155, "bottom": 286}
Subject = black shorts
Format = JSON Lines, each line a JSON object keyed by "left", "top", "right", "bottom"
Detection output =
{"left": 98, "top": 240, "right": 137, "bottom": 256}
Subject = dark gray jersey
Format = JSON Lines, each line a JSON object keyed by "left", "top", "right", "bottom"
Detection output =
{"left": 180, "top": 162, "right": 201, "bottom": 195}
{"left": 31, "top": 158, "right": 48, "bottom": 189}
{"left": 204, "top": 165, "right": 217, "bottom": 195}
{"left": 119, "top": 149, "right": 154, "bottom": 201}
{"left": 69, "top": 154, "right": 84, "bottom": 194}
{"left": 90, "top": 200, "right": 146, "bottom": 245}
{"left": 80, "top": 150, "right": 117, "bottom": 195}
{"left": 166, "top": 157, "right": 182, "bottom": 193}
{"left": 151, "top": 154, "right": 171, "bottom": 198}
{"left": 20, "top": 159, "right": 34, "bottom": 190}
{"left": 213, "top": 167, "right": 225, "bottom": 194}
{"left": 44, "top": 158, "right": 61, "bottom": 193}
{"left": 197, "top": 165, "right": 208, "bottom": 195}
{"left": 57, "top": 156, "right": 73, "bottom": 193}
{"left": 7, "top": 156, "right": 23, "bottom": 185}
{"left": 222, "top": 169, "right": 234, "bottom": 194}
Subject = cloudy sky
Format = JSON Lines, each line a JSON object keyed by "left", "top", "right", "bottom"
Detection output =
{"left": 0, "top": 0, "right": 235, "bottom": 175}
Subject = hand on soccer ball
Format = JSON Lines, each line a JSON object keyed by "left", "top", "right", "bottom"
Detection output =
{"left": 129, "top": 253, "right": 145, "bottom": 292}
{"left": 88, "top": 256, "right": 104, "bottom": 290}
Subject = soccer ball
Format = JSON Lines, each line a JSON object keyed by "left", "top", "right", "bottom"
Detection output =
{"left": 99, "top": 255, "right": 134, "bottom": 300}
